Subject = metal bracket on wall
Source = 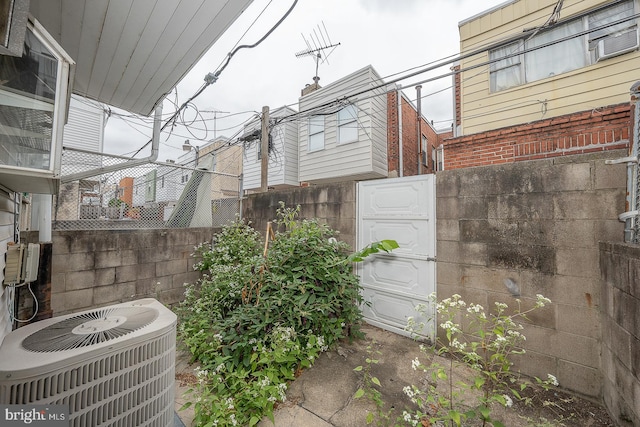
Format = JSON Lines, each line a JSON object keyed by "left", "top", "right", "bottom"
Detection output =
{"left": 605, "top": 157, "right": 638, "bottom": 165}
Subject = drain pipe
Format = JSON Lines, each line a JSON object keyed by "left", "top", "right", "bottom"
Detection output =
{"left": 607, "top": 81, "right": 640, "bottom": 242}
{"left": 61, "top": 103, "right": 163, "bottom": 183}
{"left": 416, "top": 85, "right": 423, "bottom": 175}
{"left": 397, "top": 86, "right": 403, "bottom": 177}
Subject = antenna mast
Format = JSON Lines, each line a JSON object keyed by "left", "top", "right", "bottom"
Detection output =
{"left": 295, "top": 21, "right": 340, "bottom": 84}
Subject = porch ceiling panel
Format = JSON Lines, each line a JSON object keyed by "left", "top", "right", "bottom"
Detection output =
{"left": 28, "top": 0, "right": 253, "bottom": 116}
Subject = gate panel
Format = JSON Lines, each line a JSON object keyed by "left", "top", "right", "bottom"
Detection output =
{"left": 357, "top": 175, "right": 436, "bottom": 340}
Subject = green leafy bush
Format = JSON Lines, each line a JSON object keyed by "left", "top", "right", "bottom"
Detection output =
{"left": 177, "top": 203, "right": 394, "bottom": 426}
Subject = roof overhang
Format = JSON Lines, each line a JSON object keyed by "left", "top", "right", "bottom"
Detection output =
{"left": 28, "top": 0, "right": 253, "bottom": 116}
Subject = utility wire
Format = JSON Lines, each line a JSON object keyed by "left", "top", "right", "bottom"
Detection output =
{"left": 126, "top": 0, "right": 299, "bottom": 158}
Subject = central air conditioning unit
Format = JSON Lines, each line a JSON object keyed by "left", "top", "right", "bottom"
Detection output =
{"left": 0, "top": 298, "right": 177, "bottom": 427}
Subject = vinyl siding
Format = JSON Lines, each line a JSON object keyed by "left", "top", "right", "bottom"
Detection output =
{"left": 0, "top": 191, "right": 16, "bottom": 344}
{"left": 63, "top": 95, "right": 105, "bottom": 152}
{"left": 242, "top": 107, "right": 298, "bottom": 191}
{"left": 155, "top": 165, "right": 182, "bottom": 203}
{"left": 132, "top": 176, "right": 146, "bottom": 206}
{"left": 298, "top": 65, "right": 388, "bottom": 183}
{"left": 458, "top": 0, "right": 640, "bottom": 135}
{"left": 60, "top": 95, "right": 105, "bottom": 177}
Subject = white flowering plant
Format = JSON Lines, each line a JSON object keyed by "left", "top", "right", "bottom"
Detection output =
{"left": 177, "top": 204, "right": 395, "bottom": 426}
{"left": 402, "top": 293, "right": 557, "bottom": 427}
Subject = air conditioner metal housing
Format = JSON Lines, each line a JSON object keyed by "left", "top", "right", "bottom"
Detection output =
{"left": 595, "top": 27, "right": 639, "bottom": 61}
{"left": 0, "top": 298, "right": 177, "bottom": 427}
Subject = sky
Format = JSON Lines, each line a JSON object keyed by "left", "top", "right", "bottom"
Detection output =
{"left": 102, "top": 0, "right": 508, "bottom": 161}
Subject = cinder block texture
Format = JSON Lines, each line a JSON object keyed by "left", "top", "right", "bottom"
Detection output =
{"left": 601, "top": 242, "right": 640, "bottom": 426}
{"left": 49, "top": 227, "right": 217, "bottom": 316}
{"left": 437, "top": 151, "right": 626, "bottom": 400}
{"left": 243, "top": 182, "right": 357, "bottom": 250}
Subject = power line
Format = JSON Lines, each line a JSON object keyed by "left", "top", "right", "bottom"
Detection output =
{"left": 120, "top": 0, "right": 299, "bottom": 158}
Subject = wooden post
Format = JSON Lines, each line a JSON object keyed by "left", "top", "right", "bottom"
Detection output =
{"left": 260, "top": 106, "right": 269, "bottom": 192}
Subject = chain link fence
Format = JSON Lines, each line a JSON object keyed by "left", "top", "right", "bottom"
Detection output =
{"left": 53, "top": 148, "right": 242, "bottom": 230}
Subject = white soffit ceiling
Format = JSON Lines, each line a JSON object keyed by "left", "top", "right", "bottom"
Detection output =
{"left": 29, "top": 0, "right": 253, "bottom": 116}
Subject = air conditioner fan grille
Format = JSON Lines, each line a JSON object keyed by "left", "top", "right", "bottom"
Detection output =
{"left": 22, "top": 306, "right": 158, "bottom": 352}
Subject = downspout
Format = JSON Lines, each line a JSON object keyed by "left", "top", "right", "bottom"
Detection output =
{"left": 60, "top": 103, "right": 163, "bottom": 183}
{"left": 397, "top": 87, "right": 403, "bottom": 177}
{"left": 31, "top": 194, "right": 51, "bottom": 242}
{"left": 607, "top": 81, "right": 640, "bottom": 242}
{"left": 416, "top": 85, "right": 423, "bottom": 175}
{"left": 451, "top": 67, "right": 458, "bottom": 138}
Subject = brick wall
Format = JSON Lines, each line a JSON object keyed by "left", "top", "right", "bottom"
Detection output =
{"left": 242, "top": 182, "right": 356, "bottom": 250}
{"left": 600, "top": 242, "right": 640, "bottom": 426}
{"left": 437, "top": 150, "right": 626, "bottom": 399}
{"left": 386, "top": 91, "right": 447, "bottom": 177}
{"left": 443, "top": 104, "right": 630, "bottom": 170}
{"left": 387, "top": 91, "right": 400, "bottom": 175}
{"left": 36, "top": 228, "right": 217, "bottom": 315}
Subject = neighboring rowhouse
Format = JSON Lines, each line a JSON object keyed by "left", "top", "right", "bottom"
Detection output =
{"left": 445, "top": 0, "right": 637, "bottom": 169}
{"left": 242, "top": 106, "right": 299, "bottom": 193}
{"left": 202, "top": 136, "right": 243, "bottom": 199}
{"left": 298, "top": 65, "right": 389, "bottom": 183}
{"left": 248, "top": 65, "right": 450, "bottom": 187}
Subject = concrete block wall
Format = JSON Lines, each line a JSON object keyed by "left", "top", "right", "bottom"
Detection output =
{"left": 242, "top": 182, "right": 356, "bottom": 250}
{"left": 436, "top": 150, "right": 627, "bottom": 399}
{"left": 600, "top": 242, "right": 640, "bottom": 426}
{"left": 42, "top": 228, "right": 218, "bottom": 315}
{"left": 443, "top": 104, "right": 630, "bottom": 170}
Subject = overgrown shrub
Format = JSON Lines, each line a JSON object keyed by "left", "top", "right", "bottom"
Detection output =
{"left": 177, "top": 204, "right": 394, "bottom": 426}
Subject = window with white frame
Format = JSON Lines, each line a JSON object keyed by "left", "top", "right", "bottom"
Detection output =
{"left": 0, "top": 21, "right": 70, "bottom": 172}
{"left": 337, "top": 104, "right": 358, "bottom": 144}
{"left": 421, "top": 135, "right": 429, "bottom": 166}
{"left": 489, "top": 0, "right": 637, "bottom": 92}
{"left": 308, "top": 115, "right": 325, "bottom": 152}
{"left": 436, "top": 145, "right": 444, "bottom": 171}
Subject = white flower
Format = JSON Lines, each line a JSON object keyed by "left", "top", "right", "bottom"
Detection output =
{"left": 403, "top": 411, "right": 413, "bottom": 422}
{"left": 230, "top": 414, "right": 237, "bottom": 426}
{"left": 277, "top": 383, "right": 287, "bottom": 401}
{"left": 503, "top": 394, "right": 513, "bottom": 407}
{"left": 536, "top": 294, "right": 552, "bottom": 307}
{"left": 403, "top": 386, "right": 415, "bottom": 399}
{"left": 226, "top": 397, "right": 235, "bottom": 410}
{"left": 467, "top": 303, "right": 483, "bottom": 313}
{"left": 547, "top": 374, "right": 559, "bottom": 386}
{"left": 411, "top": 357, "right": 420, "bottom": 371}
{"left": 451, "top": 338, "right": 467, "bottom": 351}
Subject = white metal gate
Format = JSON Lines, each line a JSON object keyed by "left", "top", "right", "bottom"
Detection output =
{"left": 357, "top": 175, "right": 436, "bottom": 340}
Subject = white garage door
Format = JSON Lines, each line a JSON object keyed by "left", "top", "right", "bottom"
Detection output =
{"left": 357, "top": 175, "right": 436, "bottom": 340}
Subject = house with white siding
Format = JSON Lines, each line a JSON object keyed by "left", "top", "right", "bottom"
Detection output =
{"left": 298, "top": 65, "right": 389, "bottom": 183}
{"left": 55, "top": 95, "right": 106, "bottom": 220}
{"left": 246, "top": 66, "right": 450, "bottom": 187}
{"left": 242, "top": 106, "right": 298, "bottom": 193}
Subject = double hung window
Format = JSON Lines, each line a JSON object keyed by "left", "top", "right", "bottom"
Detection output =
{"left": 489, "top": 0, "right": 637, "bottom": 92}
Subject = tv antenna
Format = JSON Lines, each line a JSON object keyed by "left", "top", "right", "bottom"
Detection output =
{"left": 295, "top": 21, "right": 340, "bottom": 84}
